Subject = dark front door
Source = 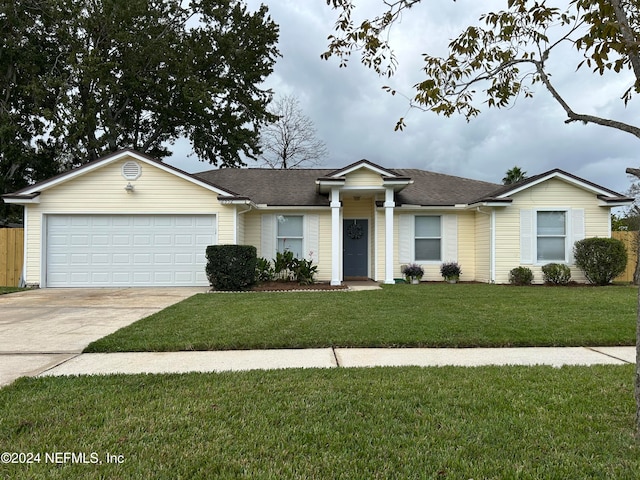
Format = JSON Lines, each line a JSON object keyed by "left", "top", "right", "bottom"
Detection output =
{"left": 343, "top": 219, "right": 368, "bottom": 278}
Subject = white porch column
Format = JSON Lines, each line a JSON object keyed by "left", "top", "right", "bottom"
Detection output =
{"left": 330, "top": 188, "right": 342, "bottom": 285}
{"left": 384, "top": 187, "right": 395, "bottom": 284}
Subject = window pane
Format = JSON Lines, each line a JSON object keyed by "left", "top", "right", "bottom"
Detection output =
{"left": 537, "top": 211, "right": 565, "bottom": 235}
{"left": 277, "top": 215, "right": 303, "bottom": 237}
{"left": 537, "top": 238, "right": 565, "bottom": 261}
{"left": 415, "top": 239, "right": 440, "bottom": 261}
{"left": 415, "top": 216, "right": 441, "bottom": 237}
{"left": 277, "top": 238, "right": 303, "bottom": 259}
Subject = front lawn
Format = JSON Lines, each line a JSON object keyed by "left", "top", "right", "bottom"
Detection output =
{"left": 85, "top": 284, "right": 637, "bottom": 352}
{"left": 0, "top": 365, "right": 637, "bottom": 479}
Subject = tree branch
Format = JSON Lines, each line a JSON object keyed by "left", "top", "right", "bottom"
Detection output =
{"left": 610, "top": 0, "right": 640, "bottom": 82}
{"left": 535, "top": 59, "right": 640, "bottom": 139}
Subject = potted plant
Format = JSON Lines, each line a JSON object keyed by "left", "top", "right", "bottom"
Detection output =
{"left": 440, "top": 262, "right": 462, "bottom": 283}
{"left": 401, "top": 263, "right": 424, "bottom": 284}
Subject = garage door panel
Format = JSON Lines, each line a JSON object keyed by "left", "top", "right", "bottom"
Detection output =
{"left": 70, "top": 235, "right": 89, "bottom": 246}
{"left": 46, "top": 214, "right": 216, "bottom": 287}
{"left": 133, "top": 235, "right": 151, "bottom": 246}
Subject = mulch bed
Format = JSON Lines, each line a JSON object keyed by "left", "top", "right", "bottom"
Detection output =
{"left": 250, "top": 281, "right": 349, "bottom": 292}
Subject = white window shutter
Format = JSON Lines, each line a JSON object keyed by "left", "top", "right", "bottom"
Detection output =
{"left": 569, "top": 208, "right": 585, "bottom": 264}
{"left": 520, "top": 209, "right": 533, "bottom": 264}
{"left": 399, "top": 214, "right": 413, "bottom": 263}
{"left": 305, "top": 214, "right": 319, "bottom": 263}
{"left": 442, "top": 215, "right": 458, "bottom": 262}
{"left": 261, "top": 214, "right": 275, "bottom": 259}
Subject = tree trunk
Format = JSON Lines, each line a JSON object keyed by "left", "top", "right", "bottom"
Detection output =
{"left": 624, "top": 168, "right": 640, "bottom": 438}
{"left": 635, "top": 231, "right": 640, "bottom": 285}
{"left": 636, "top": 288, "right": 640, "bottom": 440}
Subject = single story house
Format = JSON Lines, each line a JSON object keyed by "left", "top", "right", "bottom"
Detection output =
{"left": 2, "top": 149, "right": 632, "bottom": 287}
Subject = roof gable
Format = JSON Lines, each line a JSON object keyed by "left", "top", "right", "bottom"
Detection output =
{"left": 325, "top": 159, "right": 401, "bottom": 178}
{"left": 5, "top": 149, "right": 237, "bottom": 200}
{"left": 485, "top": 169, "right": 632, "bottom": 205}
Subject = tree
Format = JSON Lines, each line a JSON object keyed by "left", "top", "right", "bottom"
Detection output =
{"left": 1, "top": 0, "right": 280, "bottom": 221}
{"left": 258, "top": 94, "right": 329, "bottom": 169}
{"left": 502, "top": 166, "right": 527, "bottom": 185}
{"left": 323, "top": 0, "right": 640, "bottom": 438}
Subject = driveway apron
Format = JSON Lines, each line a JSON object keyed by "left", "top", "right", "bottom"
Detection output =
{"left": 0, "top": 287, "right": 205, "bottom": 386}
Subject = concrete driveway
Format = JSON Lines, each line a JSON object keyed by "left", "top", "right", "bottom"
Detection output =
{"left": 0, "top": 287, "right": 206, "bottom": 386}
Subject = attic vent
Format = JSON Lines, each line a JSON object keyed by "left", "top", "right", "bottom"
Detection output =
{"left": 122, "top": 161, "right": 141, "bottom": 180}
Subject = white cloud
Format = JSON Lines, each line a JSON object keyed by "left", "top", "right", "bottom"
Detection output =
{"left": 166, "top": 0, "right": 639, "bottom": 195}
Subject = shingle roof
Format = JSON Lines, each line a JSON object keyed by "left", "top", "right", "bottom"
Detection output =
{"left": 194, "top": 167, "right": 504, "bottom": 206}
{"left": 195, "top": 168, "right": 333, "bottom": 206}
{"left": 393, "top": 169, "right": 501, "bottom": 206}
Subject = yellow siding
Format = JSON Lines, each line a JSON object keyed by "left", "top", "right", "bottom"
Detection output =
{"left": 457, "top": 212, "right": 476, "bottom": 281}
{"left": 474, "top": 211, "right": 491, "bottom": 283}
{"left": 494, "top": 178, "right": 610, "bottom": 283}
{"left": 388, "top": 210, "right": 476, "bottom": 282}
{"left": 243, "top": 213, "right": 261, "bottom": 255}
{"left": 242, "top": 209, "right": 333, "bottom": 282}
{"left": 24, "top": 156, "right": 231, "bottom": 285}
{"left": 343, "top": 169, "right": 383, "bottom": 187}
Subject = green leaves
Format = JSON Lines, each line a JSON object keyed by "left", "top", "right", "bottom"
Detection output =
{"left": 323, "top": 0, "right": 640, "bottom": 139}
{"left": 0, "top": 0, "right": 280, "bottom": 182}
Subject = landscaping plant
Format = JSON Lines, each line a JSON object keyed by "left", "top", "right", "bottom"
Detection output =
{"left": 541, "top": 263, "right": 572, "bottom": 285}
{"left": 574, "top": 237, "right": 627, "bottom": 285}
{"left": 205, "top": 245, "right": 257, "bottom": 291}
{"left": 509, "top": 266, "right": 534, "bottom": 286}
{"left": 401, "top": 263, "right": 424, "bottom": 282}
{"left": 440, "top": 262, "right": 462, "bottom": 282}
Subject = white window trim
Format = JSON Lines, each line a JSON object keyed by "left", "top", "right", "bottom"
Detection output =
{"left": 414, "top": 215, "right": 442, "bottom": 263}
{"left": 534, "top": 208, "right": 570, "bottom": 264}
{"left": 262, "top": 214, "right": 319, "bottom": 263}
{"left": 276, "top": 214, "right": 304, "bottom": 257}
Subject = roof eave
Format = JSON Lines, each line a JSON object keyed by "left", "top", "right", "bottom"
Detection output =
{"left": 1, "top": 192, "right": 41, "bottom": 204}
{"left": 597, "top": 195, "right": 634, "bottom": 207}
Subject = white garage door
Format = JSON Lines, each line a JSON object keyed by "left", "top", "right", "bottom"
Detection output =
{"left": 46, "top": 215, "right": 216, "bottom": 287}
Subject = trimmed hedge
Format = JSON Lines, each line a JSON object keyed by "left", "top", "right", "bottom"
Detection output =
{"left": 509, "top": 266, "right": 534, "bottom": 286}
{"left": 206, "top": 245, "right": 257, "bottom": 291}
{"left": 573, "top": 237, "right": 627, "bottom": 285}
{"left": 541, "top": 263, "right": 571, "bottom": 285}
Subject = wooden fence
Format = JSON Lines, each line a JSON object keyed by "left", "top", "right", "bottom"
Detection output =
{"left": 612, "top": 231, "right": 637, "bottom": 283}
{"left": 0, "top": 228, "right": 24, "bottom": 287}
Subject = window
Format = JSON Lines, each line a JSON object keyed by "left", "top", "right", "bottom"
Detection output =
{"left": 277, "top": 215, "right": 303, "bottom": 258}
{"left": 415, "top": 216, "right": 441, "bottom": 261}
{"left": 537, "top": 211, "right": 566, "bottom": 262}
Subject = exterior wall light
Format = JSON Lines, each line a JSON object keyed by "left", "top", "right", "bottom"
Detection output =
{"left": 124, "top": 182, "right": 135, "bottom": 193}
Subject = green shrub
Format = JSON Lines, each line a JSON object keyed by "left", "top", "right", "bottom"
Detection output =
{"left": 274, "top": 250, "right": 295, "bottom": 281}
{"left": 509, "top": 266, "right": 534, "bottom": 286}
{"left": 541, "top": 263, "right": 572, "bottom": 285}
{"left": 291, "top": 258, "right": 318, "bottom": 285}
{"left": 573, "top": 237, "right": 627, "bottom": 285}
{"left": 206, "top": 245, "right": 257, "bottom": 291}
{"left": 257, "top": 253, "right": 318, "bottom": 285}
{"left": 256, "top": 257, "right": 275, "bottom": 282}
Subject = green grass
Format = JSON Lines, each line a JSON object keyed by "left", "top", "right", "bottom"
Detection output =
{"left": 0, "top": 366, "right": 637, "bottom": 479}
{"left": 0, "top": 286, "right": 25, "bottom": 295}
{"left": 85, "top": 284, "right": 637, "bottom": 352}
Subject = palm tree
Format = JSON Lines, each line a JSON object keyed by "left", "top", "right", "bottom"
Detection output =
{"left": 502, "top": 166, "right": 527, "bottom": 185}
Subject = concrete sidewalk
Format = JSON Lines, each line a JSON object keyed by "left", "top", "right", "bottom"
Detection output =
{"left": 34, "top": 346, "right": 635, "bottom": 379}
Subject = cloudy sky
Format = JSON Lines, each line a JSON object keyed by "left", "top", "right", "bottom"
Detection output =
{"left": 165, "top": 0, "right": 639, "bottom": 195}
